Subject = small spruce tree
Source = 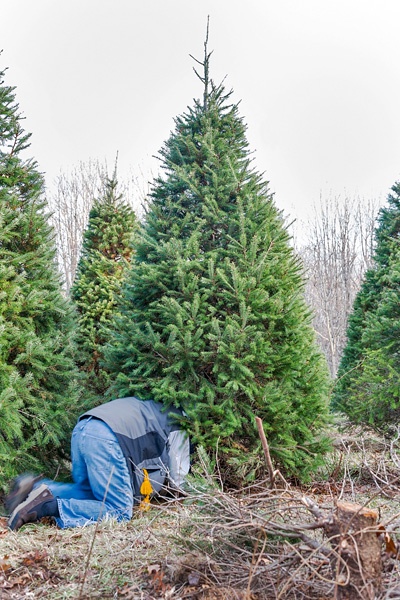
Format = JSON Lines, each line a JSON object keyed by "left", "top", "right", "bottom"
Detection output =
{"left": 71, "top": 169, "right": 138, "bottom": 401}
{"left": 104, "top": 40, "right": 330, "bottom": 480}
{"left": 333, "top": 182, "right": 400, "bottom": 429}
{"left": 0, "top": 64, "right": 82, "bottom": 483}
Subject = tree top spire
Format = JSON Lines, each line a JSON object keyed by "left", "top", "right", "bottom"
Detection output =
{"left": 189, "top": 15, "right": 213, "bottom": 110}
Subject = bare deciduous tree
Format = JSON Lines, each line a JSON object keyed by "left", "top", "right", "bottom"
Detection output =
{"left": 47, "top": 159, "right": 108, "bottom": 293}
{"left": 296, "top": 195, "right": 381, "bottom": 376}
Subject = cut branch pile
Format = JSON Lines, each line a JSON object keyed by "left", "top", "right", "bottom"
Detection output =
{"left": 167, "top": 473, "right": 400, "bottom": 599}
{"left": 162, "top": 421, "right": 400, "bottom": 599}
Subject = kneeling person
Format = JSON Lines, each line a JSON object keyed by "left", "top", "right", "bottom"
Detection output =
{"left": 6, "top": 397, "right": 190, "bottom": 530}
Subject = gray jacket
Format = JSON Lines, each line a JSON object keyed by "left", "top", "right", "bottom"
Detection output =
{"left": 81, "top": 397, "right": 189, "bottom": 501}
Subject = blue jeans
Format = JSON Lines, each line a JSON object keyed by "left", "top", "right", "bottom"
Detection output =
{"left": 41, "top": 417, "right": 133, "bottom": 528}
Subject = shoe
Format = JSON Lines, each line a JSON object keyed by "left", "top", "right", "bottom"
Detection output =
{"left": 8, "top": 484, "right": 55, "bottom": 531}
{"left": 4, "top": 473, "right": 42, "bottom": 515}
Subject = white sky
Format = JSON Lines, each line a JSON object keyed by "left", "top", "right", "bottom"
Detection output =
{"left": 1, "top": 0, "right": 400, "bottom": 229}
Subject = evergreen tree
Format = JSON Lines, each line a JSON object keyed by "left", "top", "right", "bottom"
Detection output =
{"left": 0, "top": 64, "right": 82, "bottom": 484}
{"left": 333, "top": 182, "right": 400, "bottom": 429}
{"left": 104, "top": 42, "right": 330, "bottom": 480}
{"left": 71, "top": 169, "right": 138, "bottom": 401}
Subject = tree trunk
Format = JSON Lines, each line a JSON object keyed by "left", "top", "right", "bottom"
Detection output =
{"left": 328, "top": 501, "right": 381, "bottom": 599}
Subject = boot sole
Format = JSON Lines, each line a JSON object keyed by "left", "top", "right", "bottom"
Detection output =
{"left": 8, "top": 484, "right": 50, "bottom": 531}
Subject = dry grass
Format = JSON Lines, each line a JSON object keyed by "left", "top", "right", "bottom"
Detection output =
{"left": 1, "top": 424, "right": 400, "bottom": 599}
{"left": 0, "top": 504, "right": 191, "bottom": 599}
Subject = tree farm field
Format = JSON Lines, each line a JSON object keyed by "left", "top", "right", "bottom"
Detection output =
{"left": 2, "top": 17, "right": 400, "bottom": 600}
{"left": 1, "top": 422, "right": 400, "bottom": 599}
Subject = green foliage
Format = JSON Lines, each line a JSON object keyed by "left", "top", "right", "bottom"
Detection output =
{"left": 0, "top": 64, "right": 82, "bottom": 484}
{"left": 104, "top": 51, "right": 331, "bottom": 481}
{"left": 71, "top": 171, "right": 138, "bottom": 402}
{"left": 333, "top": 182, "right": 400, "bottom": 430}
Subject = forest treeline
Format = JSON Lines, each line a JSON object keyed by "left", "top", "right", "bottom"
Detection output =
{"left": 1, "top": 43, "right": 398, "bottom": 490}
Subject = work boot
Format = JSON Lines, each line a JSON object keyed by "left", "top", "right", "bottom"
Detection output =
{"left": 4, "top": 473, "right": 42, "bottom": 515}
{"left": 8, "top": 484, "right": 57, "bottom": 531}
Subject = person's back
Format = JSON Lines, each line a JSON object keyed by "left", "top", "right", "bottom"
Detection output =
{"left": 82, "top": 397, "right": 189, "bottom": 499}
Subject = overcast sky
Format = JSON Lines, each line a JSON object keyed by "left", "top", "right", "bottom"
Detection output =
{"left": 2, "top": 0, "right": 400, "bottom": 229}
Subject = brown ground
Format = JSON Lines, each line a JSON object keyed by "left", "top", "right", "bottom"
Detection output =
{"left": 0, "top": 424, "right": 400, "bottom": 599}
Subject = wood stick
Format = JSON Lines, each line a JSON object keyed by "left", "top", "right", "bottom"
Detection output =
{"left": 255, "top": 416, "right": 276, "bottom": 488}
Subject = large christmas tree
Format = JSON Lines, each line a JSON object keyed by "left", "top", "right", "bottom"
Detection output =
{"left": 104, "top": 42, "right": 330, "bottom": 480}
{"left": 0, "top": 64, "right": 82, "bottom": 483}
{"left": 71, "top": 169, "right": 138, "bottom": 401}
{"left": 333, "top": 182, "right": 400, "bottom": 430}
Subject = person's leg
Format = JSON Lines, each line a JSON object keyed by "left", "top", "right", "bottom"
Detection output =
{"left": 41, "top": 418, "right": 97, "bottom": 500}
{"left": 5, "top": 420, "right": 97, "bottom": 516}
{"left": 8, "top": 418, "right": 133, "bottom": 530}
{"left": 54, "top": 418, "right": 133, "bottom": 528}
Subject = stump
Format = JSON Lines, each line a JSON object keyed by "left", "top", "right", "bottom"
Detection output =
{"left": 328, "top": 501, "right": 381, "bottom": 599}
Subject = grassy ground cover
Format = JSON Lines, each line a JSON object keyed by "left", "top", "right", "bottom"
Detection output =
{"left": 1, "top": 423, "right": 400, "bottom": 599}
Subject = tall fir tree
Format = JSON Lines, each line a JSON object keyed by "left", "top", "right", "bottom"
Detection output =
{"left": 71, "top": 169, "right": 138, "bottom": 401}
{"left": 104, "top": 40, "right": 330, "bottom": 480}
{"left": 0, "top": 64, "right": 82, "bottom": 484}
{"left": 333, "top": 182, "right": 400, "bottom": 429}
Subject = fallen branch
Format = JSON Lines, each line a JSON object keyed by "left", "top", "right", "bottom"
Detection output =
{"left": 255, "top": 416, "right": 280, "bottom": 488}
